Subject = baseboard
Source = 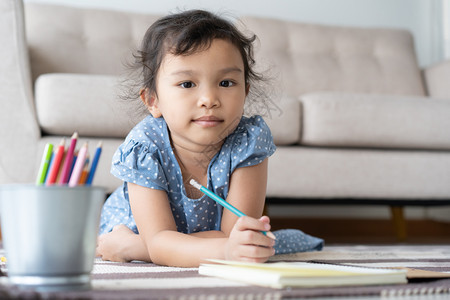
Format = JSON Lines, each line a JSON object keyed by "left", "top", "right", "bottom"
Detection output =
{"left": 270, "top": 217, "right": 450, "bottom": 244}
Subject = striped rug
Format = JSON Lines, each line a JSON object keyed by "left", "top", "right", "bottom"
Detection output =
{"left": 1, "top": 245, "right": 450, "bottom": 299}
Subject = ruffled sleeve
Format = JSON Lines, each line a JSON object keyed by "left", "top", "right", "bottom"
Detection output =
{"left": 229, "top": 115, "right": 276, "bottom": 171}
{"left": 111, "top": 139, "right": 169, "bottom": 192}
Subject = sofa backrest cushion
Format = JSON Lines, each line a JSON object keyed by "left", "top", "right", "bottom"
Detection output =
{"left": 300, "top": 92, "right": 450, "bottom": 150}
{"left": 35, "top": 73, "right": 301, "bottom": 145}
{"left": 240, "top": 17, "right": 426, "bottom": 97}
{"left": 263, "top": 96, "right": 301, "bottom": 145}
{"left": 25, "top": 3, "right": 160, "bottom": 82}
{"left": 35, "top": 73, "right": 142, "bottom": 137}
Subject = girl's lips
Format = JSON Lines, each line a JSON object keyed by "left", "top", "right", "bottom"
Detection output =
{"left": 193, "top": 116, "right": 224, "bottom": 127}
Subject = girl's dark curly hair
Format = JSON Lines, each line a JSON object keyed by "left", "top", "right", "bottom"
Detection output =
{"left": 123, "top": 9, "right": 274, "bottom": 118}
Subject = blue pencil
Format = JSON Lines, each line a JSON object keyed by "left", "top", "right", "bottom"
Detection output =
{"left": 189, "top": 179, "right": 276, "bottom": 239}
{"left": 86, "top": 141, "right": 102, "bottom": 185}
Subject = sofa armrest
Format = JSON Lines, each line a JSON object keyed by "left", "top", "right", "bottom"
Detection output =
{"left": 424, "top": 59, "right": 450, "bottom": 99}
{"left": 0, "top": 0, "right": 40, "bottom": 184}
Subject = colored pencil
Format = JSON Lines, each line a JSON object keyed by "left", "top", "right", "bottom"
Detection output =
{"left": 78, "top": 156, "right": 90, "bottom": 184}
{"left": 44, "top": 153, "right": 55, "bottom": 183}
{"left": 45, "top": 138, "right": 65, "bottom": 185}
{"left": 36, "top": 143, "right": 54, "bottom": 185}
{"left": 86, "top": 141, "right": 102, "bottom": 185}
{"left": 189, "top": 179, "right": 276, "bottom": 239}
{"left": 58, "top": 132, "right": 78, "bottom": 184}
{"left": 70, "top": 154, "right": 78, "bottom": 177}
{"left": 69, "top": 142, "right": 88, "bottom": 187}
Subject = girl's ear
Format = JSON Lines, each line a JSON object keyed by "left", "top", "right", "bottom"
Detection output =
{"left": 245, "top": 84, "right": 250, "bottom": 96}
{"left": 140, "top": 88, "right": 162, "bottom": 118}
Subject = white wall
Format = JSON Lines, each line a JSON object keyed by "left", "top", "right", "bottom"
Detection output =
{"left": 24, "top": 0, "right": 446, "bottom": 67}
{"left": 445, "top": 0, "right": 450, "bottom": 58}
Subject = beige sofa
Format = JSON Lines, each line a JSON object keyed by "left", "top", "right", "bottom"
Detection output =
{"left": 2, "top": 1, "right": 450, "bottom": 231}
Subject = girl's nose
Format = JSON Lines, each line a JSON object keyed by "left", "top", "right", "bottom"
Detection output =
{"left": 198, "top": 87, "right": 220, "bottom": 109}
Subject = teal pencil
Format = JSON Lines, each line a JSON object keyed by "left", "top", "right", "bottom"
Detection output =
{"left": 189, "top": 179, "right": 276, "bottom": 239}
{"left": 36, "top": 143, "right": 54, "bottom": 185}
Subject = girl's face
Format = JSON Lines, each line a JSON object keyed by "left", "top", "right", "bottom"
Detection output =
{"left": 145, "top": 39, "right": 248, "bottom": 152}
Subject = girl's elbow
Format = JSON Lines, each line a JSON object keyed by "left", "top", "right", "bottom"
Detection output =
{"left": 145, "top": 230, "right": 185, "bottom": 266}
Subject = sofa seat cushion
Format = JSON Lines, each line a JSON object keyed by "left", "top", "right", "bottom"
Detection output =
{"left": 35, "top": 73, "right": 145, "bottom": 137}
{"left": 300, "top": 92, "right": 450, "bottom": 150}
{"left": 267, "top": 146, "right": 450, "bottom": 199}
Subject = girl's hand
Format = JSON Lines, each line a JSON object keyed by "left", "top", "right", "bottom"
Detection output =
{"left": 224, "top": 216, "right": 275, "bottom": 263}
{"left": 96, "top": 224, "right": 150, "bottom": 263}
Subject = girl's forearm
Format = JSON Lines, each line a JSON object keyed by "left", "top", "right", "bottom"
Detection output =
{"left": 190, "top": 230, "right": 227, "bottom": 238}
{"left": 146, "top": 230, "right": 227, "bottom": 267}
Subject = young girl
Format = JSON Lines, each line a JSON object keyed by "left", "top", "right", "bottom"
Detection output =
{"left": 96, "top": 9, "right": 322, "bottom": 267}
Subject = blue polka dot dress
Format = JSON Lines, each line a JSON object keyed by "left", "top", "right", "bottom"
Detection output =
{"left": 99, "top": 115, "right": 323, "bottom": 254}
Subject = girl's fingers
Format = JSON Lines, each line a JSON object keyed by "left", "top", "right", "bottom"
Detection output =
{"left": 239, "top": 229, "right": 276, "bottom": 248}
{"left": 235, "top": 244, "right": 275, "bottom": 260}
{"left": 233, "top": 217, "right": 276, "bottom": 247}
{"left": 235, "top": 216, "right": 270, "bottom": 233}
{"left": 234, "top": 216, "right": 275, "bottom": 241}
{"left": 259, "top": 215, "right": 271, "bottom": 225}
{"left": 226, "top": 216, "right": 277, "bottom": 262}
{"left": 258, "top": 216, "right": 277, "bottom": 240}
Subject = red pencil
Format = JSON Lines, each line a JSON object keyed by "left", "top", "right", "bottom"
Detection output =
{"left": 45, "top": 138, "right": 65, "bottom": 185}
{"left": 58, "top": 132, "right": 78, "bottom": 185}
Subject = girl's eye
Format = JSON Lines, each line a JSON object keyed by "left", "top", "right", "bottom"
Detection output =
{"left": 219, "top": 80, "right": 234, "bottom": 87}
{"left": 180, "top": 81, "right": 195, "bottom": 88}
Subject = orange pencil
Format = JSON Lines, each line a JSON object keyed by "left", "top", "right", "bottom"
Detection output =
{"left": 78, "top": 156, "right": 90, "bottom": 185}
{"left": 45, "top": 138, "right": 65, "bottom": 185}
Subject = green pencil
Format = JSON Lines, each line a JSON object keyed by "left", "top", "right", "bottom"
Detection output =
{"left": 36, "top": 143, "right": 53, "bottom": 185}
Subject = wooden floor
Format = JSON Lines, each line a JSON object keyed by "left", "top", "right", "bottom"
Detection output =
{"left": 270, "top": 216, "right": 450, "bottom": 244}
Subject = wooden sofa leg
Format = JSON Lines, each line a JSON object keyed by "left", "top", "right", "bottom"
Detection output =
{"left": 390, "top": 206, "right": 407, "bottom": 241}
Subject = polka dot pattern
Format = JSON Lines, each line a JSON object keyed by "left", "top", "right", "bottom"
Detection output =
{"left": 272, "top": 229, "right": 324, "bottom": 255}
{"left": 99, "top": 115, "right": 276, "bottom": 235}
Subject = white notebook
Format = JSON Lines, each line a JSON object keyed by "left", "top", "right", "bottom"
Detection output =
{"left": 199, "top": 259, "right": 407, "bottom": 289}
